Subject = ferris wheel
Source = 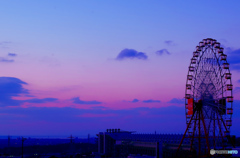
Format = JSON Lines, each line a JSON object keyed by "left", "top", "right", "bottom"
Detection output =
{"left": 178, "top": 38, "right": 233, "bottom": 157}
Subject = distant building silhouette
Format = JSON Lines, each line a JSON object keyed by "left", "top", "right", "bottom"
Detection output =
{"left": 97, "top": 129, "right": 190, "bottom": 158}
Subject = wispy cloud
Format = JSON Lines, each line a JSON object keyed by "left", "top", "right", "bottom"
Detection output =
{"left": 0, "top": 105, "right": 188, "bottom": 135}
{"left": 72, "top": 97, "right": 102, "bottom": 105}
{"left": 0, "top": 77, "right": 58, "bottom": 106}
{"left": 116, "top": 49, "right": 148, "bottom": 60}
{"left": 0, "top": 41, "right": 11, "bottom": 48}
{"left": 0, "top": 77, "right": 28, "bottom": 106}
{"left": 25, "top": 98, "right": 58, "bottom": 104}
{"left": 233, "top": 87, "right": 240, "bottom": 94}
{"left": 0, "top": 57, "right": 14, "bottom": 62}
{"left": 168, "top": 98, "right": 185, "bottom": 104}
{"left": 164, "top": 40, "right": 175, "bottom": 46}
{"left": 129, "top": 99, "right": 139, "bottom": 103}
{"left": 1, "top": 102, "right": 240, "bottom": 135}
{"left": 142, "top": 99, "right": 161, "bottom": 103}
{"left": 224, "top": 47, "right": 240, "bottom": 71}
{"left": 8, "top": 53, "right": 17, "bottom": 57}
{"left": 156, "top": 49, "right": 170, "bottom": 55}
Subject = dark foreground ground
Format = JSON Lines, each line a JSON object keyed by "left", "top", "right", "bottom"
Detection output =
{"left": 0, "top": 142, "right": 97, "bottom": 158}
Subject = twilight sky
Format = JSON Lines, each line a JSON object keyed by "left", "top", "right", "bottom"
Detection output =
{"left": 0, "top": 1, "right": 240, "bottom": 137}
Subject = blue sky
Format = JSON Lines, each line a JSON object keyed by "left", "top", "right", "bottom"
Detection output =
{"left": 0, "top": 1, "right": 240, "bottom": 136}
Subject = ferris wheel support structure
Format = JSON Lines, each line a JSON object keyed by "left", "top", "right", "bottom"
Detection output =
{"left": 176, "top": 38, "right": 234, "bottom": 157}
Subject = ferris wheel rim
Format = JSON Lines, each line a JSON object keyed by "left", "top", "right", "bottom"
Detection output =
{"left": 184, "top": 38, "right": 233, "bottom": 133}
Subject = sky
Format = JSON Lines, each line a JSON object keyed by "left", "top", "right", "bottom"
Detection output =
{"left": 0, "top": 1, "right": 240, "bottom": 137}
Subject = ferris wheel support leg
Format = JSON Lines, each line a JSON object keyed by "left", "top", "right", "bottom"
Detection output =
{"left": 207, "top": 111, "right": 213, "bottom": 136}
{"left": 207, "top": 111, "right": 214, "bottom": 148}
{"left": 201, "top": 109, "right": 210, "bottom": 156}
{"left": 176, "top": 110, "right": 196, "bottom": 157}
{"left": 216, "top": 113, "right": 225, "bottom": 149}
{"left": 213, "top": 118, "right": 220, "bottom": 149}
{"left": 190, "top": 118, "right": 197, "bottom": 151}
{"left": 198, "top": 110, "right": 201, "bottom": 157}
{"left": 213, "top": 113, "right": 215, "bottom": 148}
